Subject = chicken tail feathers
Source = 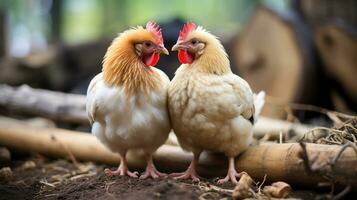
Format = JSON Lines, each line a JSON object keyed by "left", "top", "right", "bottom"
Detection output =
{"left": 253, "top": 91, "right": 265, "bottom": 123}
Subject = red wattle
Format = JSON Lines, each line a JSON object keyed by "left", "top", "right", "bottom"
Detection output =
{"left": 178, "top": 50, "right": 194, "bottom": 64}
{"left": 144, "top": 53, "right": 160, "bottom": 67}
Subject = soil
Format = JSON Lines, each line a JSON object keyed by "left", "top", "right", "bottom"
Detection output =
{"left": 0, "top": 156, "right": 229, "bottom": 200}
{"left": 0, "top": 155, "right": 354, "bottom": 200}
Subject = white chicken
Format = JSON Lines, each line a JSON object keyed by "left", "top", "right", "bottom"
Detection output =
{"left": 168, "top": 22, "right": 265, "bottom": 184}
{"left": 86, "top": 21, "right": 170, "bottom": 179}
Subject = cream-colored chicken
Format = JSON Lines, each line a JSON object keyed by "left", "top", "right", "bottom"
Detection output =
{"left": 86, "top": 21, "right": 170, "bottom": 179}
{"left": 168, "top": 22, "right": 265, "bottom": 184}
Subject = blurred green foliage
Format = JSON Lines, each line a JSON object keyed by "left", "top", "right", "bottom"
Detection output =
{"left": 0, "top": 0, "right": 290, "bottom": 56}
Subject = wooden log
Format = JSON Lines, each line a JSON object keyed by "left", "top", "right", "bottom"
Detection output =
{"left": 0, "top": 84, "right": 87, "bottom": 124}
{"left": 230, "top": 6, "right": 332, "bottom": 118}
{"left": 0, "top": 39, "right": 109, "bottom": 92}
{"left": 292, "top": 0, "right": 357, "bottom": 112}
{"left": 0, "top": 116, "right": 56, "bottom": 128}
{"left": 0, "top": 84, "right": 313, "bottom": 138}
{"left": 0, "top": 118, "right": 356, "bottom": 189}
{"left": 253, "top": 117, "right": 312, "bottom": 139}
{"left": 315, "top": 23, "right": 357, "bottom": 111}
{"left": 293, "top": 0, "right": 357, "bottom": 28}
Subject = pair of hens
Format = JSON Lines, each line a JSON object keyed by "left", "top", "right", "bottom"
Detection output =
{"left": 86, "top": 21, "right": 265, "bottom": 183}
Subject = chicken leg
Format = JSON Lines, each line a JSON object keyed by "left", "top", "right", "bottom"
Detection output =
{"left": 140, "top": 154, "right": 167, "bottom": 179}
{"left": 104, "top": 151, "right": 139, "bottom": 178}
{"left": 170, "top": 152, "right": 201, "bottom": 182}
{"left": 217, "top": 157, "right": 244, "bottom": 184}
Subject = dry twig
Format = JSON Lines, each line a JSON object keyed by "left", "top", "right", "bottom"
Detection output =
{"left": 299, "top": 141, "right": 357, "bottom": 199}
{"left": 267, "top": 97, "right": 355, "bottom": 120}
{"left": 39, "top": 179, "right": 55, "bottom": 188}
{"left": 301, "top": 118, "right": 357, "bottom": 145}
{"left": 197, "top": 182, "right": 233, "bottom": 195}
{"left": 256, "top": 174, "right": 267, "bottom": 194}
{"left": 332, "top": 185, "right": 351, "bottom": 200}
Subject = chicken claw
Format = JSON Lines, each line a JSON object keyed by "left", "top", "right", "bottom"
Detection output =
{"left": 170, "top": 169, "right": 201, "bottom": 182}
{"left": 104, "top": 167, "right": 139, "bottom": 178}
{"left": 140, "top": 166, "right": 167, "bottom": 179}
{"left": 104, "top": 155, "right": 139, "bottom": 178}
{"left": 217, "top": 157, "right": 244, "bottom": 184}
{"left": 140, "top": 155, "right": 167, "bottom": 179}
{"left": 217, "top": 170, "right": 243, "bottom": 184}
{"left": 170, "top": 153, "right": 201, "bottom": 182}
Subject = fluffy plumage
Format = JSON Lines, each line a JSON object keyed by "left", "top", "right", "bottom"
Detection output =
{"left": 102, "top": 26, "right": 161, "bottom": 95}
{"left": 169, "top": 71, "right": 255, "bottom": 156}
{"left": 87, "top": 22, "right": 170, "bottom": 178}
{"left": 168, "top": 22, "right": 265, "bottom": 183}
{"left": 87, "top": 70, "right": 170, "bottom": 153}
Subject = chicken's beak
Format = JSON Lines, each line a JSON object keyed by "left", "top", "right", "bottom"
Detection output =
{"left": 158, "top": 45, "right": 169, "bottom": 55}
{"left": 161, "top": 47, "right": 169, "bottom": 55}
{"left": 171, "top": 43, "right": 187, "bottom": 51}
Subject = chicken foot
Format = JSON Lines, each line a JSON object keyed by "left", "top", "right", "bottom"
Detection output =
{"left": 140, "top": 154, "right": 167, "bottom": 179}
{"left": 104, "top": 152, "right": 139, "bottom": 178}
{"left": 218, "top": 157, "right": 244, "bottom": 184}
{"left": 170, "top": 152, "right": 201, "bottom": 182}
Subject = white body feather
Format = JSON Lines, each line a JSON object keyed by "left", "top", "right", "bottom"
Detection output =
{"left": 168, "top": 66, "right": 262, "bottom": 157}
{"left": 86, "top": 68, "right": 171, "bottom": 154}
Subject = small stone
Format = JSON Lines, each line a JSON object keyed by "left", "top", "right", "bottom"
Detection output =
{"left": 0, "top": 167, "right": 13, "bottom": 181}
{"left": 22, "top": 161, "right": 36, "bottom": 170}
{"left": 0, "top": 147, "right": 11, "bottom": 165}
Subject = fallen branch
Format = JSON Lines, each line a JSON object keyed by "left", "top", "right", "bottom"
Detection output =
{"left": 0, "top": 118, "right": 356, "bottom": 190}
{"left": 0, "top": 84, "right": 87, "bottom": 124}
{"left": 266, "top": 96, "right": 356, "bottom": 121}
{"left": 0, "top": 84, "right": 313, "bottom": 138}
{"left": 253, "top": 116, "right": 312, "bottom": 139}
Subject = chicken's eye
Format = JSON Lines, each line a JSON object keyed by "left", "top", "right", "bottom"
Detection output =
{"left": 144, "top": 42, "right": 152, "bottom": 47}
{"left": 191, "top": 40, "right": 198, "bottom": 45}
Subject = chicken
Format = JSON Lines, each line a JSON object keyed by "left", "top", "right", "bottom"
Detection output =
{"left": 86, "top": 21, "right": 171, "bottom": 179}
{"left": 168, "top": 22, "right": 265, "bottom": 184}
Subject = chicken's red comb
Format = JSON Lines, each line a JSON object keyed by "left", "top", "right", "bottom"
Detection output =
{"left": 146, "top": 21, "right": 163, "bottom": 45}
{"left": 178, "top": 21, "right": 197, "bottom": 42}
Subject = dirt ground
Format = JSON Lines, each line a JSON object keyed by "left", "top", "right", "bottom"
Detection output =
{"left": 0, "top": 155, "right": 354, "bottom": 200}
